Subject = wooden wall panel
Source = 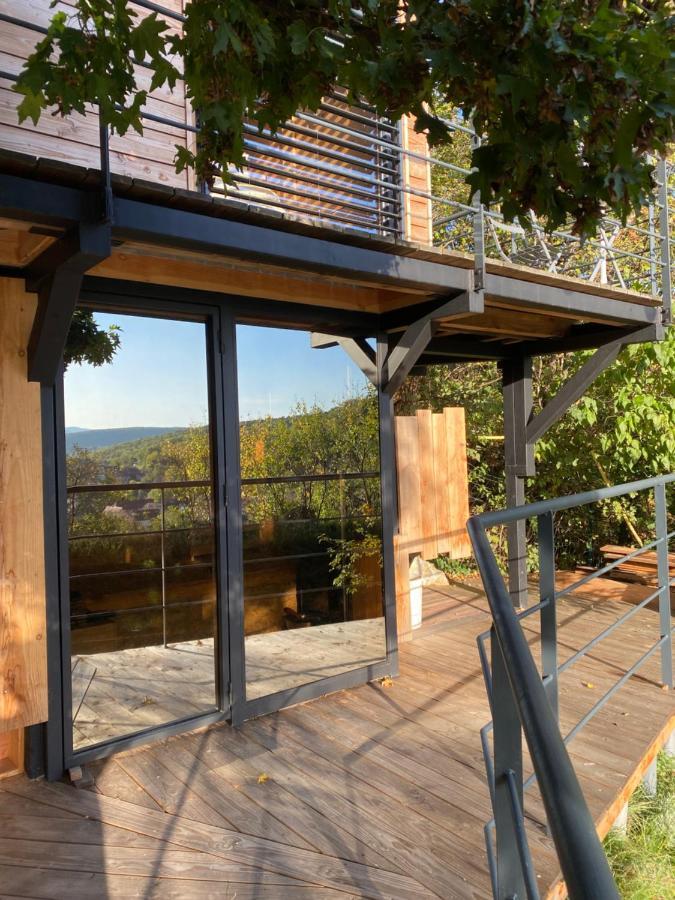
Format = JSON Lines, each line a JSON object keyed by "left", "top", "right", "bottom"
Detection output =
{"left": 416, "top": 409, "right": 438, "bottom": 560}
{"left": 1, "top": 0, "right": 191, "bottom": 189}
{"left": 445, "top": 407, "right": 471, "bottom": 559}
{"left": 401, "top": 115, "right": 433, "bottom": 245}
{"left": 393, "top": 407, "right": 471, "bottom": 639}
{"left": 0, "top": 279, "right": 48, "bottom": 734}
{"left": 431, "top": 411, "right": 451, "bottom": 556}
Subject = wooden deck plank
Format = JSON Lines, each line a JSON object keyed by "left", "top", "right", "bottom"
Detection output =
{"left": 0, "top": 580, "right": 672, "bottom": 899}
{"left": 0, "top": 780, "right": 432, "bottom": 899}
{"left": 175, "top": 730, "right": 397, "bottom": 869}
{"left": 0, "top": 863, "right": 349, "bottom": 899}
{"left": 114, "top": 750, "right": 234, "bottom": 830}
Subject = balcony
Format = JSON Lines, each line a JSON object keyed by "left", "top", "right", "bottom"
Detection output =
{"left": 0, "top": 0, "right": 671, "bottom": 354}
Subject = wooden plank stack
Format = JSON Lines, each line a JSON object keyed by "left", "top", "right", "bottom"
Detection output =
{"left": 600, "top": 544, "right": 675, "bottom": 585}
{"left": 394, "top": 408, "right": 471, "bottom": 640}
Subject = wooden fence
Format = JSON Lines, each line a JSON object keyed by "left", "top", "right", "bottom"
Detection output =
{"left": 394, "top": 408, "right": 471, "bottom": 640}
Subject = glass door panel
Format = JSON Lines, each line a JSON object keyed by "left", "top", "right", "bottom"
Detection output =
{"left": 236, "top": 324, "right": 386, "bottom": 700}
{"left": 64, "top": 311, "right": 219, "bottom": 751}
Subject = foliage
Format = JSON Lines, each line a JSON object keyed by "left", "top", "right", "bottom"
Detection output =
{"left": 14, "top": 1, "right": 674, "bottom": 235}
{"left": 64, "top": 310, "right": 121, "bottom": 370}
{"left": 66, "top": 390, "right": 383, "bottom": 600}
{"left": 397, "top": 328, "right": 675, "bottom": 569}
{"left": 433, "top": 555, "right": 476, "bottom": 580}
{"left": 604, "top": 752, "right": 675, "bottom": 900}
{"left": 320, "top": 524, "right": 382, "bottom": 597}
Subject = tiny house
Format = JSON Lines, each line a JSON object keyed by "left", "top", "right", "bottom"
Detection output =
{"left": 0, "top": 3, "right": 673, "bottom": 897}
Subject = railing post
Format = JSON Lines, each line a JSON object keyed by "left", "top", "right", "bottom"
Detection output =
{"left": 160, "top": 486, "right": 167, "bottom": 648}
{"left": 471, "top": 131, "right": 486, "bottom": 295}
{"left": 501, "top": 357, "right": 535, "bottom": 609}
{"left": 98, "top": 106, "right": 114, "bottom": 225}
{"left": 654, "top": 481, "right": 673, "bottom": 689}
{"left": 648, "top": 200, "right": 658, "bottom": 297}
{"left": 538, "top": 512, "right": 558, "bottom": 721}
{"left": 657, "top": 157, "right": 672, "bottom": 326}
{"left": 491, "top": 627, "right": 526, "bottom": 900}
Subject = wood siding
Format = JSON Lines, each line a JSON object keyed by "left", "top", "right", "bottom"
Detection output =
{"left": 394, "top": 407, "right": 471, "bottom": 639}
{"left": 1, "top": 1, "right": 428, "bottom": 240}
{"left": 401, "top": 115, "right": 433, "bottom": 244}
{"left": 1, "top": 0, "right": 192, "bottom": 189}
{"left": 0, "top": 279, "right": 48, "bottom": 737}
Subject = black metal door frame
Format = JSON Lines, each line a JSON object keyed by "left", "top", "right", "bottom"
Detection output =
{"left": 44, "top": 292, "right": 232, "bottom": 775}
{"left": 40, "top": 278, "right": 399, "bottom": 777}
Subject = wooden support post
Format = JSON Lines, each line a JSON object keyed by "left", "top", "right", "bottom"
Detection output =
{"left": 501, "top": 358, "right": 534, "bottom": 608}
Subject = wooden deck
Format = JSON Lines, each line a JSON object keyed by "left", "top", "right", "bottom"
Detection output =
{"left": 72, "top": 618, "right": 386, "bottom": 749}
{"left": 0, "top": 580, "right": 672, "bottom": 899}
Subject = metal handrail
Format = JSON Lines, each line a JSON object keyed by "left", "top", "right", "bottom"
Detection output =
{"left": 67, "top": 470, "right": 380, "bottom": 493}
{"left": 469, "top": 473, "right": 675, "bottom": 898}
{"left": 469, "top": 518, "right": 620, "bottom": 899}
{"left": 479, "top": 472, "right": 675, "bottom": 526}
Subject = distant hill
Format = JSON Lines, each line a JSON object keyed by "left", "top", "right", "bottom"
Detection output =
{"left": 66, "top": 426, "right": 185, "bottom": 454}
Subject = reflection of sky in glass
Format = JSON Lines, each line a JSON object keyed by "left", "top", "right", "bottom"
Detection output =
{"left": 236, "top": 325, "right": 368, "bottom": 421}
{"left": 64, "top": 313, "right": 210, "bottom": 429}
{"left": 64, "top": 314, "right": 370, "bottom": 429}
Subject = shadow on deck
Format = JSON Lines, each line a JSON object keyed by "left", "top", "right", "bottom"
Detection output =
{"left": 0, "top": 580, "right": 672, "bottom": 899}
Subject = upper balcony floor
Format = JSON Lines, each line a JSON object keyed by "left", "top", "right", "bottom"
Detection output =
{"left": 0, "top": 0, "right": 672, "bottom": 357}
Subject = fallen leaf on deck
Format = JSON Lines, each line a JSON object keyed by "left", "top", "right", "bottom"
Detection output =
{"left": 581, "top": 682, "right": 595, "bottom": 689}
{"left": 379, "top": 676, "right": 394, "bottom": 688}
{"left": 257, "top": 773, "right": 269, "bottom": 784}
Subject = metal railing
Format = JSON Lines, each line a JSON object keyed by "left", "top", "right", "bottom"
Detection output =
{"left": 67, "top": 469, "right": 382, "bottom": 645}
{"left": 68, "top": 478, "right": 213, "bottom": 648}
{"left": 0, "top": 4, "right": 402, "bottom": 239}
{"left": 469, "top": 474, "right": 674, "bottom": 899}
{"left": 1, "top": 2, "right": 673, "bottom": 309}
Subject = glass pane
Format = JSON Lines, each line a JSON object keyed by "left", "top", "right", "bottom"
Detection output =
{"left": 64, "top": 311, "right": 218, "bottom": 751}
{"left": 237, "top": 324, "right": 386, "bottom": 700}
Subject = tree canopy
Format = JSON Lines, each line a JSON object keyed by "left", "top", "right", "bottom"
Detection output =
{"left": 15, "top": 0, "right": 674, "bottom": 235}
{"left": 64, "top": 310, "right": 121, "bottom": 369}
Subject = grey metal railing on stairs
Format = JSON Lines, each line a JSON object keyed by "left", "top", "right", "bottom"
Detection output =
{"left": 468, "top": 473, "right": 675, "bottom": 899}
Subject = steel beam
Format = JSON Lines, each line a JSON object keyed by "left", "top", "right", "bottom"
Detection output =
{"left": 311, "top": 332, "right": 378, "bottom": 385}
{"left": 485, "top": 272, "right": 660, "bottom": 326}
{"left": 501, "top": 357, "right": 534, "bottom": 608}
{"left": 381, "top": 291, "right": 483, "bottom": 395}
{"left": 525, "top": 339, "right": 623, "bottom": 446}
{"left": 517, "top": 322, "right": 662, "bottom": 357}
{"left": 112, "top": 196, "right": 472, "bottom": 294}
{"left": 26, "top": 222, "right": 111, "bottom": 385}
{"left": 0, "top": 173, "right": 91, "bottom": 226}
{"left": 421, "top": 337, "right": 519, "bottom": 361}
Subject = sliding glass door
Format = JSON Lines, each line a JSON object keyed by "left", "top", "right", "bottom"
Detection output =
{"left": 236, "top": 324, "right": 387, "bottom": 702}
{"left": 62, "top": 308, "right": 222, "bottom": 754}
{"left": 55, "top": 300, "right": 392, "bottom": 764}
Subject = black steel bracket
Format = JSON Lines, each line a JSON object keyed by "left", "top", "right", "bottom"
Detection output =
{"left": 25, "top": 222, "right": 111, "bottom": 385}
{"left": 525, "top": 325, "right": 659, "bottom": 447}
{"left": 310, "top": 332, "right": 378, "bottom": 386}
{"left": 381, "top": 290, "right": 484, "bottom": 395}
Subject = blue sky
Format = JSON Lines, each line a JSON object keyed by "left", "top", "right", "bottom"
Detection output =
{"left": 64, "top": 313, "right": 369, "bottom": 429}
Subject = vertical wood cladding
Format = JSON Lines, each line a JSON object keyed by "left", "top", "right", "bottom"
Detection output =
{"left": 0, "top": 279, "right": 48, "bottom": 734}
